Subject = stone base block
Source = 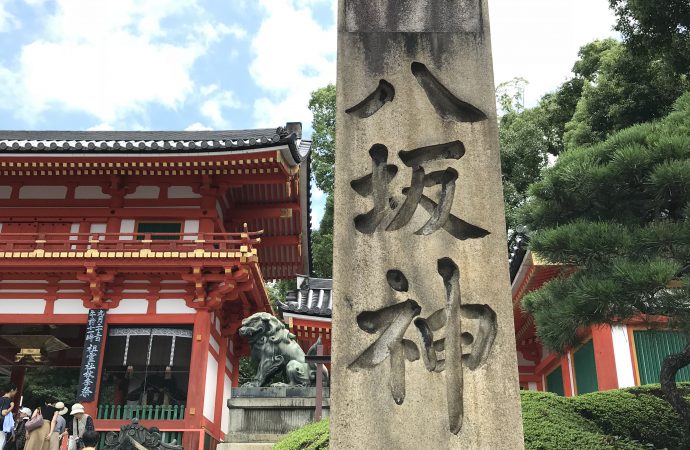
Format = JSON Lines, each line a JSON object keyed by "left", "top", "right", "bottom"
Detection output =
{"left": 216, "top": 444, "right": 274, "bottom": 450}
{"left": 224, "top": 387, "right": 330, "bottom": 445}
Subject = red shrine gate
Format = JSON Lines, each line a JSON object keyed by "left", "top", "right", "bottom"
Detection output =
{"left": 0, "top": 125, "right": 311, "bottom": 449}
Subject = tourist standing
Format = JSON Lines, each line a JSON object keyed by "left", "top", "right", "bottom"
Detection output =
{"left": 0, "top": 385, "right": 17, "bottom": 449}
{"left": 4, "top": 407, "right": 32, "bottom": 450}
{"left": 48, "top": 403, "right": 66, "bottom": 450}
{"left": 66, "top": 404, "right": 93, "bottom": 450}
{"left": 24, "top": 398, "right": 58, "bottom": 450}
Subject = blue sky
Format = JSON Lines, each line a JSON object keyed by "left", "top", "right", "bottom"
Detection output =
{"left": 0, "top": 0, "right": 616, "bottom": 227}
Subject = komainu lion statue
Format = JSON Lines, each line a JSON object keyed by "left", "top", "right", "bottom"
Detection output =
{"left": 239, "top": 312, "right": 329, "bottom": 387}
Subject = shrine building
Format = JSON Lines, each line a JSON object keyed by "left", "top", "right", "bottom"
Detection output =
{"left": 277, "top": 275, "right": 332, "bottom": 356}
{"left": 0, "top": 124, "right": 311, "bottom": 450}
{"left": 511, "top": 249, "right": 690, "bottom": 396}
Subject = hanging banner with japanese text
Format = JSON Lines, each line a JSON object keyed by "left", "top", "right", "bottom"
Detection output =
{"left": 76, "top": 309, "right": 106, "bottom": 402}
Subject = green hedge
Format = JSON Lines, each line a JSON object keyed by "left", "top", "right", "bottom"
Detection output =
{"left": 273, "top": 385, "right": 690, "bottom": 449}
{"left": 273, "top": 419, "right": 329, "bottom": 450}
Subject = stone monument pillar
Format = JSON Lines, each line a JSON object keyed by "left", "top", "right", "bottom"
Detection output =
{"left": 332, "top": 1, "right": 525, "bottom": 448}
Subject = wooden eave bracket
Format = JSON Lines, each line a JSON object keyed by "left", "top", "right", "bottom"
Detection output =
{"left": 76, "top": 266, "right": 115, "bottom": 308}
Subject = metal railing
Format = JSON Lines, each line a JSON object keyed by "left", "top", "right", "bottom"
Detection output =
{"left": 0, "top": 229, "right": 262, "bottom": 253}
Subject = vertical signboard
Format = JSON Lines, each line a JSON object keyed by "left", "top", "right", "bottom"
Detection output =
{"left": 77, "top": 309, "right": 106, "bottom": 402}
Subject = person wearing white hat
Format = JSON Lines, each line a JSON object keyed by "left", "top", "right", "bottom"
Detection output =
{"left": 50, "top": 402, "right": 68, "bottom": 450}
{"left": 3, "top": 406, "right": 32, "bottom": 450}
{"left": 66, "top": 404, "right": 93, "bottom": 450}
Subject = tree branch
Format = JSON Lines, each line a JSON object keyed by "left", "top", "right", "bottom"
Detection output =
{"left": 660, "top": 339, "right": 690, "bottom": 432}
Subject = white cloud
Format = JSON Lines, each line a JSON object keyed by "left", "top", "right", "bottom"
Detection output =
{"left": 249, "top": 0, "right": 335, "bottom": 127}
{"left": 489, "top": 0, "right": 616, "bottom": 106}
{"left": 185, "top": 122, "right": 212, "bottom": 131}
{"left": 0, "top": 3, "right": 20, "bottom": 32}
{"left": 3, "top": 0, "right": 244, "bottom": 125}
{"left": 86, "top": 123, "right": 114, "bottom": 131}
{"left": 200, "top": 89, "right": 241, "bottom": 128}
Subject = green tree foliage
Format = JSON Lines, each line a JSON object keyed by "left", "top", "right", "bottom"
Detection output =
{"left": 22, "top": 367, "right": 80, "bottom": 409}
{"left": 267, "top": 279, "right": 297, "bottom": 311}
{"left": 272, "top": 385, "right": 690, "bottom": 450}
{"left": 308, "top": 85, "right": 336, "bottom": 278}
{"left": 308, "top": 84, "right": 336, "bottom": 196}
{"left": 522, "top": 93, "right": 690, "bottom": 423}
{"left": 564, "top": 39, "right": 690, "bottom": 149}
{"left": 311, "top": 194, "right": 333, "bottom": 278}
{"left": 610, "top": 0, "right": 690, "bottom": 75}
{"left": 496, "top": 78, "right": 550, "bottom": 232}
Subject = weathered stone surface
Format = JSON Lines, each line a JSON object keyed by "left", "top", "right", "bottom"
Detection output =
{"left": 224, "top": 391, "right": 330, "bottom": 445}
{"left": 332, "top": 1, "right": 525, "bottom": 449}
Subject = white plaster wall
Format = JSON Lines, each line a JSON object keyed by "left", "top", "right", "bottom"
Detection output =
{"left": 183, "top": 220, "right": 199, "bottom": 240}
{"left": 517, "top": 351, "right": 535, "bottom": 367}
{"left": 221, "top": 374, "right": 232, "bottom": 434}
{"left": 0, "top": 299, "right": 45, "bottom": 314}
{"left": 611, "top": 324, "right": 636, "bottom": 388}
{"left": 0, "top": 187, "right": 11, "bottom": 199}
{"left": 527, "top": 382, "right": 538, "bottom": 391}
{"left": 54, "top": 299, "right": 89, "bottom": 314}
{"left": 156, "top": 299, "right": 194, "bottom": 314}
{"left": 168, "top": 186, "right": 200, "bottom": 199}
{"left": 75, "top": 186, "right": 110, "bottom": 199}
{"left": 19, "top": 186, "right": 67, "bottom": 199}
{"left": 566, "top": 353, "right": 576, "bottom": 395}
{"left": 69, "top": 223, "right": 80, "bottom": 249}
{"left": 125, "top": 186, "right": 160, "bottom": 199}
{"left": 203, "top": 353, "right": 218, "bottom": 422}
{"left": 120, "top": 220, "right": 135, "bottom": 240}
{"left": 109, "top": 299, "right": 148, "bottom": 314}
{"left": 209, "top": 335, "right": 220, "bottom": 354}
{"left": 90, "top": 223, "right": 107, "bottom": 234}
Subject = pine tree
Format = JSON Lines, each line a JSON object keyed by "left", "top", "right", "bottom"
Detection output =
{"left": 522, "top": 92, "right": 690, "bottom": 428}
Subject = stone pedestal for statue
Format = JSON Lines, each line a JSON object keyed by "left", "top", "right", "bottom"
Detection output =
{"left": 217, "top": 387, "right": 330, "bottom": 450}
{"left": 331, "top": 1, "right": 525, "bottom": 449}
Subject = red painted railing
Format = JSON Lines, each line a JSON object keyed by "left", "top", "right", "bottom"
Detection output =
{"left": 0, "top": 230, "right": 262, "bottom": 253}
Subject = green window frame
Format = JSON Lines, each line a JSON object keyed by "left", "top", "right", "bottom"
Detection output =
{"left": 136, "top": 222, "right": 182, "bottom": 240}
{"left": 633, "top": 329, "right": 690, "bottom": 385}
{"left": 546, "top": 365, "right": 565, "bottom": 396}
{"left": 573, "top": 339, "right": 599, "bottom": 395}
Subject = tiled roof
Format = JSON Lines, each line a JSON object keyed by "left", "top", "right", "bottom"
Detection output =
{"left": 0, "top": 123, "right": 306, "bottom": 163}
{"left": 278, "top": 275, "right": 332, "bottom": 318}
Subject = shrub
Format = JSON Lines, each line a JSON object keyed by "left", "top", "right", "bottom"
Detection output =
{"left": 273, "top": 418, "right": 329, "bottom": 450}
{"left": 572, "top": 384, "right": 690, "bottom": 449}
{"left": 521, "top": 391, "right": 644, "bottom": 450}
{"left": 272, "top": 387, "right": 690, "bottom": 449}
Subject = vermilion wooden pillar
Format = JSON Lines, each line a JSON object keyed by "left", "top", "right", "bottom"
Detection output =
{"left": 591, "top": 325, "right": 619, "bottom": 391}
{"left": 560, "top": 355, "right": 574, "bottom": 397}
{"left": 183, "top": 309, "right": 211, "bottom": 450}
